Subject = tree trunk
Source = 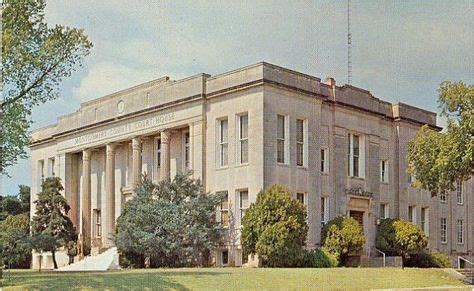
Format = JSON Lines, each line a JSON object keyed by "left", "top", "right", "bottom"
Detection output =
{"left": 51, "top": 250, "right": 58, "bottom": 269}
{"left": 39, "top": 255, "right": 42, "bottom": 272}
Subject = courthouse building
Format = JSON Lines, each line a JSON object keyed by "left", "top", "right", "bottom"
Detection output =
{"left": 30, "top": 62, "right": 473, "bottom": 268}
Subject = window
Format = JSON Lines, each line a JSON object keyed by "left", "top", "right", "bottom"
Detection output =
{"left": 321, "top": 197, "right": 329, "bottom": 224}
{"left": 321, "top": 148, "right": 329, "bottom": 173}
{"left": 456, "top": 181, "right": 463, "bottom": 205}
{"left": 222, "top": 250, "right": 229, "bottom": 266}
{"left": 238, "top": 114, "right": 249, "bottom": 164}
{"left": 421, "top": 208, "right": 429, "bottom": 235}
{"left": 380, "top": 203, "right": 389, "bottom": 219}
{"left": 94, "top": 209, "right": 101, "bottom": 237}
{"left": 296, "top": 193, "right": 305, "bottom": 205}
{"left": 38, "top": 160, "right": 45, "bottom": 182}
{"left": 296, "top": 119, "right": 307, "bottom": 167}
{"left": 183, "top": 131, "right": 190, "bottom": 169}
{"left": 457, "top": 220, "right": 464, "bottom": 244}
{"left": 440, "top": 218, "right": 447, "bottom": 243}
{"left": 348, "top": 134, "right": 365, "bottom": 178}
{"left": 218, "top": 119, "right": 228, "bottom": 167}
{"left": 155, "top": 138, "right": 162, "bottom": 170}
{"left": 439, "top": 192, "right": 447, "bottom": 202}
{"left": 277, "top": 115, "right": 286, "bottom": 163}
{"left": 408, "top": 206, "right": 416, "bottom": 224}
{"left": 218, "top": 191, "right": 229, "bottom": 227}
{"left": 380, "top": 160, "right": 388, "bottom": 183}
{"left": 239, "top": 190, "right": 249, "bottom": 222}
{"left": 48, "top": 157, "right": 56, "bottom": 177}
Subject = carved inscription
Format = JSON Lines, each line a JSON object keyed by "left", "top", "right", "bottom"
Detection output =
{"left": 73, "top": 112, "right": 175, "bottom": 146}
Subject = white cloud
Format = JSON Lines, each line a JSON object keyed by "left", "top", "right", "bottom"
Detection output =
{"left": 72, "top": 62, "right": 160, "bottom": 102}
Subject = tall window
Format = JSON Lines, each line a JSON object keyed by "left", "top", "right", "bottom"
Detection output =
{"left": 38, "top": 160, "right": 45, "bottom": 182}
{"left": 321, "top": 148, "right": 328, "bottom": 173}
{"left": 421, "top": 207, "right": 429, "bottom": 235}
{"left": 348, "top": 134, "right": 364, "bottom": 178}
{"left": 183, "top": 131, "right": 190, "bottom": 169}
{"left": 94, "top": 209, "right": 101, "bottom": 237}
{"left": 218, "top": 191, "right": 229, "bottom": 227}
{"left": 380, "top": 203, "right": 389, "bottom": 219}
{"left": 296, "top": 193, "right": 306, "bottom": 206}
{"left": 218, "top": 119, "right": 228, "bottom": 167}
{"left": 456, "top": 181, "right": 463, "bottom": 204}
{"left": 155, "top": 138, "right": 162, "bottom": 170}
{"left": 238, "top": 114, "right": 249, "bottom": 164}
{"left": 439, "top": 191, "right": 447, "bottom": 202}
{"left": 457, "top": 219, "right": 464, "bottom": 244}
{"left": 48, "top": 157, "right": 55, "bottom": 177}
{"left": 277, "top": 115, "right": 286, "bottom": 163}
{"left": 440, "top": 218, "right": 447, "bottom": 243}
{"left": 239, "top": 190, "right": 249, "bottom": 222}
{"left": 321, "top": 197, "right": 329, "bottom": 224}
{"left": 296, "top": 119, "right": 306, "bottom": 167}
{"left": 408, "top": 206, "right": 416, "bottom": 224}
{"left": 222, "top": 250, "right": 229, "bottom": 266}
{"left": 380, "top": 160, "right": 388, "bottom": 183}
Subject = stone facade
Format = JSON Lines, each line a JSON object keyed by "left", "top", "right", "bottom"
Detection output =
{"left": 30, "top": 62, "right": 473, "bottom": 269}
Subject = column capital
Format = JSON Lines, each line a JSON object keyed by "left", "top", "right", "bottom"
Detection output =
{"left": 82, "top": 149, "right": 91, "bottom": 161}
{"left": 132, "top": 137, "right": 141, "bottom": 150}
{"left": 160, "top": 130, "right": 171, "bottom": 144}
{"left": 106, "top": 143, "right": 117, "bottom": 155}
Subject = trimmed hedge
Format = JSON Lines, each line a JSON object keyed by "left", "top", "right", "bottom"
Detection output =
{"left": 404, "top": 251, "right": 452, "bottom": 268}
{"left": 300, "top": 248, "right": 339, "bottom": 268}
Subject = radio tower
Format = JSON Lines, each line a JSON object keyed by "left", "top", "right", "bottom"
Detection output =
{"left": 347, "top": 0, "right": 352, "bottom": 85}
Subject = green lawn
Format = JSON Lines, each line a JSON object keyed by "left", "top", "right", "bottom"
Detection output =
{"left": 1, "top": 268, "right": 468, "bottom": 290}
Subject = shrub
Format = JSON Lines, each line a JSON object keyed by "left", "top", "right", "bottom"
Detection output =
{"left": 375, "top": 218, "right": 428, "bottom": 266}
{"left": 405, "top": 251, "right": 452, "bottom": 268}
{"left": 300, "top": 248, "right": 339, "bottom": 268}
{"left": 241, "top": 185, "right": 308, "bottom": 267}
{"left": 321, "top": 216, "right": 365, "bottom": 265}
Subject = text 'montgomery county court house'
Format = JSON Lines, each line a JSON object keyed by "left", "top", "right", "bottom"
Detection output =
{"left": 30, "top": 62, "right": 473, "bottom": 268}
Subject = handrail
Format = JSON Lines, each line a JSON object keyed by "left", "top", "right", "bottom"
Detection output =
{"left": 374, "top": 248, "right": 386, "bottom": 267}
{"left": 458, "top": 256, "right": 474, "bottom": 269}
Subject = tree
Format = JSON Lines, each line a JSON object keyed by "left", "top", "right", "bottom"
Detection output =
{"left": 31, "top": 177, "right": 76, "bottom": 269}
{"left": 0, "top": 185, "right": 30, "bottom": 221}
{"left": 115, "top": 172, "right": 224, "bottom": 267}
{"left": 321, "top": 216, "right": 366, "bottom": 265}
{"left": 408, "top": 81, "right": 473, "bottom": 197}
{"left": 375, "top": 219, "right": 427, "bottom": 267}
{"left": 241, "top": 185, "right": 308, "bottom": 267}
{"left": 0, "top": 213, "right": 31, "bottom": 268}
{"left": 0, "top": 0, "right": 92, "bottom": 175}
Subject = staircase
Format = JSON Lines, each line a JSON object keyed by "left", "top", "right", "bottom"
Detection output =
{"left": 457, "top": 269, "right": 474, "bottom": 285}
{"left": 55, "top": 247, "right": 120, "bottom": 272}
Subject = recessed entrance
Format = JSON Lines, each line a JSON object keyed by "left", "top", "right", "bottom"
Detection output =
{"left": 350, "top": 210, "right": 364, "bottom": 227}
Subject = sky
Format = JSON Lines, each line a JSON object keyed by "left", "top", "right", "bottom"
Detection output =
{"left": 1, "top": 0, "right": 473, "bottom": 195}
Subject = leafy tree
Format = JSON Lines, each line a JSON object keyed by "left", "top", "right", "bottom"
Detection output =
{"left": 31, "top": 177, "right": 76, "bottom": 269}
{"left": 375, "top": 218, "right": 427, "bottom": 267}
{"left": 321, "top": 216, "right": 365, "bottom": 265}
{"left": 0, "top": 185, "right": 30, "bottom": 221}
{"left": 0, "top": 213, "right": 31, "bottom": 268}
{"left": 241, "top": 185, "right": 308, "bottom": 267}
{"left": 115, "top": 172, "right": 224, "bottom": 267}
{"left": 0, "top": 0, "right": 92, "bottom": 175}
{"left": 408, "top": 81, "right": 473, "bottom": 197}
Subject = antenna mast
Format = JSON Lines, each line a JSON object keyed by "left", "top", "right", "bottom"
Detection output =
{"left": 347, "top": 0, "right": 352, "bottom": 85}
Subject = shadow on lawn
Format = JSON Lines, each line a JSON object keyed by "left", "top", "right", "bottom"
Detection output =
{"left": 3, "top": 270, "right": 230, "bottom": 290}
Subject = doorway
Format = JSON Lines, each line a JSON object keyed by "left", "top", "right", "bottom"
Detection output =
{"left": 350, "top": 210, "right": 364, "bottom": 227}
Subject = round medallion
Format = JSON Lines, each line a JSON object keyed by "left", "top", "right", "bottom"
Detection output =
{"left": 117, "top": 100, "right": 125, "bottom": 114}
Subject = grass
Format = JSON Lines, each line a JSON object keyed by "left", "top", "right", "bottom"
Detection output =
{"left": 1, "top": 268, "right": 468, "bottom": 290}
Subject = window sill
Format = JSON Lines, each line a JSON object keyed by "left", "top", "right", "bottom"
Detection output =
{"left": 441, "top": 241, "right": 448, "bottom": 245}
{"left": 215, "top": 166, "right": 229, "bottom": 171}
{"left": 296, "top": 166, "right": 308, "bottom": 170}
{"left": 440, "top": 200, "right": 448, "bottom": 204}
{"left": 321, "top": 172, "right": 329, "bottom": 176}
{"left": 235, "top": 163, "right": 249, "bottom": 168}
{"left": 348, "top": 176, "right": 365, "bottom": 181}
{"left": 457, "top": 203, "right": 464, "bottom": 206}
{"left": 380, "top": 181, "right": 390, "bottom": 185}
{"left": 277, "top": 163, "right": 290, "bottom": 168}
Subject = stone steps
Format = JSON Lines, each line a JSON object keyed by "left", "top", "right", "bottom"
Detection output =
{"left": 55, "top": 247, "right": 120, "bottom": 272}
{"left": 456, "top": 269, "right": 474, "bottom": 285}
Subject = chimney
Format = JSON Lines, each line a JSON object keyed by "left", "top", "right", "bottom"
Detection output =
{"left": 325, "top": 77, "right": 336, "bottom": 101}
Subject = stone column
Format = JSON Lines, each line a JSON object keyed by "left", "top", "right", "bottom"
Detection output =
{"left": 81, "top": 149, "right": 92, "bottom": 254}
{"left": 160, "top": 131, "right": 171, "bottom": 181}
{"left": 105, "top": 144, "right": 116, "bottom": 247}
{"left": 132, "top": 137, "right": 142, "bottom": 186}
